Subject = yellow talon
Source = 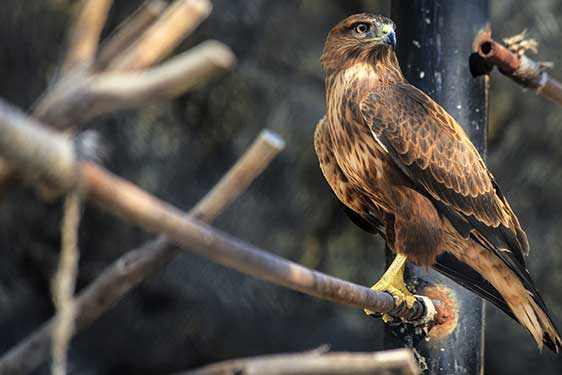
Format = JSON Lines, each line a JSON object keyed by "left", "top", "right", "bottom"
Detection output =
{"left": 364, "top": 254, "right": 416, "bottom": 321}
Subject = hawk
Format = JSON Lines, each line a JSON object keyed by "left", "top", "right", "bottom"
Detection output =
{"left": 315, "top": 13, "right": 561, "bottom": 352}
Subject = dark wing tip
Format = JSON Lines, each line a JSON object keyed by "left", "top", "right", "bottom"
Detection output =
{"left": 544, "top": 332, "right": 562, "bottom": 353}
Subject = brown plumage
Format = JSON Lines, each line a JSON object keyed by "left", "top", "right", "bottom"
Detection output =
{"left": 315, "top": 13, "right": 561, "bottom": 351}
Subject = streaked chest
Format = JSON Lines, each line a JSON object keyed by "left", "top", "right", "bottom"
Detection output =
{"left": 325, "top": 64, "right": 385, "bottom": 182}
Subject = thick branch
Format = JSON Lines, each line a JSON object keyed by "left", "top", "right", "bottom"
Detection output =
{"left": 109, "top": 0, "right": 212, "bottom": 71}
{"left": 191, "top": 130, "right": 284, "bottom": 222}
{"left": 0, "top": 100, "right": 76, "bottom": 191}
{"left": 62, "top": 0, "right": 113, "bottom": 71}
{"left": 176, "top": 348, "right": 420, "bottom": 375}
{"left": 97, "top": 0, "right": 168, "bottom": 69}
{"left": 0, "top": 99, "right": 436, "bottom": 320}
{"left": 33, "top": 41, "right": 235, "bottom": 130}
{"left": 0, "top": 101, "right": 438, "bottom": 374}
{"left": 0, "top": 130, "right": 283, "bottom": 375}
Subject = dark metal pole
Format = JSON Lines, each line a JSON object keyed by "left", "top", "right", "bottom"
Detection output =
{"left": 387, "top": 1, "right": 488, "bottom": 374}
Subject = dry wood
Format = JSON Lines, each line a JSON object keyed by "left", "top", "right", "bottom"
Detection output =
{"left": 62, "top": 0, "right": 113, "bottom": 72}
{"left": 0, "top": 0, "right": 222, "bottom": 197}
{"left": 97, "top": 0, "right": 168, "bottom": 69}
{"left": 0, "top": 99, "right": 435, "bottom": 322}
{"left": 0, "top": 100, "right": 76, "bottom": 191}
{"left": 192, "top": 130, "right": 285, "bottom": 222}
{"left": 34, "top": 41, "right": 235, "bottom": 130}
{"left": 109, "top": 0, "right": 212, "bottom": 71}
{"left": 51, "top": 189, "right": 82, "bottom": 375}
{"left": 175, "top": 348, "right": 420, "bottom": 375}
{"left": 0, "top": 130, "right": 284, "bottom": 375}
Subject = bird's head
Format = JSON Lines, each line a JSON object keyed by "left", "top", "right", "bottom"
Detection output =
{"left": 321, "top": 14, "right": 396, "bottom": 72}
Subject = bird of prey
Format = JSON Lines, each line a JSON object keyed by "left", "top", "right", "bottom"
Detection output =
{"left": 315, "top": 13, "right": 561, "bottom": 352}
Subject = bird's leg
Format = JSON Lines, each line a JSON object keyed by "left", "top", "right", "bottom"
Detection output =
{"left": 364, "top": 253, "right": 417, "bottom": 322}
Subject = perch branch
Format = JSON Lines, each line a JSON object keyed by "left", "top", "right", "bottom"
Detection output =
{"left": 109, "top": 0, "right": 212, "bottom": 71}
{"left": 34, "top": 40, "right": 235, "bottom": 130}
{"left": 62, "top": 0, "right": 113, "bottom": 72}
{"left": 175, "top": 348, "right": 420, "bottom": 375}
{"left": 0, "top": 101, "right": 439, "bottom": 373}
{"left": 97, "top": 0, "right": 168, "bottom": 69}
{"left": 0, "top": 129, "right": 284, "bottom": 375}
{"left": 472, "top": 33, "right": 562, "bottom": 106}
{"left": 0, "top": 99, "right": 437, "bottom": 320}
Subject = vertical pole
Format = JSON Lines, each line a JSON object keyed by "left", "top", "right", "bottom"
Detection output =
{"left": 387, "top": 1, "right": 488, "bottom": 374}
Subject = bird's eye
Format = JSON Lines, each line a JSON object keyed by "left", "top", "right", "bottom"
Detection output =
{"left": 354, "top": 23, "right": 370, "bottom": 34}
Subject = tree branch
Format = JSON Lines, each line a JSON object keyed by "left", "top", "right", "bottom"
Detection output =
{"left": 0, "top": 129, "right": 284, "bottom": 375}
{"left": 34, "top": 41, "right": 236, "bottom": 130}
{"left": 62, "top": 0, "right": 113, "bottom": 72}
{"left": 0, "top": 0, "right": 224, "bottom": 198}
{"left": 174, "top": 348, "right": 420, "bottom": 375}
{"left": 0, "top": 100, "right": 440, "bottom": 373}
{"left": 97, "top": 0, "right": 168, "bottom": 69}
{"left": 109, "top": 0, "right": 212, "bottom": 71}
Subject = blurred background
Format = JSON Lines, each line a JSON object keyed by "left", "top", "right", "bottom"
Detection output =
{"left": 0, "top": 0, "right": 561, "bottom": 374}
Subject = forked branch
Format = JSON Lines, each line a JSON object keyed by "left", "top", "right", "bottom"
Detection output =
{"left": 0, "top": 129, "right": 284, "bottom": 375}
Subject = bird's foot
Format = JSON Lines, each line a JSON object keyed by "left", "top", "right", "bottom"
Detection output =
{"left": 364, "top": 254, "right": 416, "bottom": 323}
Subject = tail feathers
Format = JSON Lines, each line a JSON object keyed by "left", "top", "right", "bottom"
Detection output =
{"left": 435, "top": 245, "right": 561, "bottom": 353}
{"left": 509, "top": 298, "right": 561, "bottom": 353}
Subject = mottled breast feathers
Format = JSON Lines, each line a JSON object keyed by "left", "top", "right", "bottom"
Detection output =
{"left": 360, "top": 83, "right": 529, "bottom": 262}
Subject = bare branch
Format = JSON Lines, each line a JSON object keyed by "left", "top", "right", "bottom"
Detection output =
{"left": 0, "top": 130, "right": 284, "bottom": 375}
{"left": 34, "top": 41, "right": 235, "bottom": 130}
{"left": 0, "top": 99, "right": 435, "bottom": 320}
{"left": 97, "top": 0, "right": 168, "bottom": 69}
{"left": 191, "top": 129, "right": 285, "bottom": 222}
{"left": 62, "top": 0, "right": 113, "bottom": 72}
{"left": 81, "top": 161, "right": 402, "bottom": 313}
{"left": 0, "top": 100, "right": 76, "bottom": 191}
{"left": 51, "top": 189, "right": 82, "bottom": 375}
{"left": 0, "top": 100, "right": 440, "bottom": 374}
{"left": 175, "top": 348, "right": 420, "bottom": 375}
{"left": 109, "top": 0, "right": 212, "bottom": 71}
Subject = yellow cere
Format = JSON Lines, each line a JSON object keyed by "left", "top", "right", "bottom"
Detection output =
{"left": 380, "top": 23, "right": 394, "bottom": 35}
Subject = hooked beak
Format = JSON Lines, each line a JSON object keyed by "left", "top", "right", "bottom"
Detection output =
{"left": 383, "top": 30, "right": 397, "bottom": 50}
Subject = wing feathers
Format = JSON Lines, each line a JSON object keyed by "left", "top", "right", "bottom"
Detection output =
{"left": 360, "top": 83, "right": 529, "bottom": 262}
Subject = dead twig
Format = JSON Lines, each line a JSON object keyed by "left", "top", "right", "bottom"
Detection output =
{"left": 0, "top": 129, "right": 284, "bottom": 375}
{"left": 51, "top": 189, "right": 82, "bottom": 375}
{"left": 62, "top": 0, "right": 113, "bottom": 72}
{"left": 0, "top": 0, "right": 223, "bottom": 198}
{"left": 174, "top": 348, "right": 420, "bottom": 375}
{"left": 97, "top": 0, "right": 168, "bottom": 69}
{"left": 34, "top": 41, "right": 236, "bottom": 130}
{"left": 471, "top": 32, "right": 562, "bottom": 107}
{"left": 109, "top": 0, "right": 212, "bottom": 71}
